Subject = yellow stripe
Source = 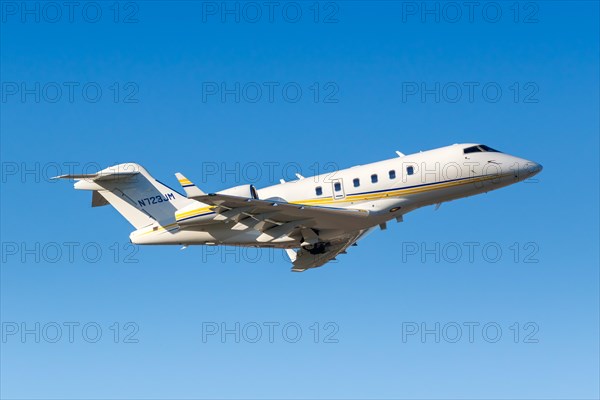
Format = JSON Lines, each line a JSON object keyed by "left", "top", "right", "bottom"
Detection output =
{"left": 175, "top": 206, "right": 213, "bottom": 220}
{"left": 291, "top": 173, "right": 505, "bottom": 206}
{"left": 138, "top": 174, "right": 506, "bottom": 236}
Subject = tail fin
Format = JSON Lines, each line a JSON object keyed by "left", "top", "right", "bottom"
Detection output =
{"left": 55, "top": 163, "right": 196, "bottom": 229}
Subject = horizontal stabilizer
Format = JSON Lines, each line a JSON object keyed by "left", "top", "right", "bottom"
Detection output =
{"left": 53, "top": 171, "right": 139, "bottom": 182}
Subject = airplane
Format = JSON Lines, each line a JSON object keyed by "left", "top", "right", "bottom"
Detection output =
{"left": 55, "top": 143, "right": 542, "bottom": 272}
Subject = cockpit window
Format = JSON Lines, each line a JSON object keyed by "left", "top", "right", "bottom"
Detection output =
{"left": 464, "top": 144, "right": 501, "bottom": 154}
{"left": 479, "top": 145, "right": 500, "bottom": 152}
{"left": 464, "top": 146, "right": 481, "bottom": 154}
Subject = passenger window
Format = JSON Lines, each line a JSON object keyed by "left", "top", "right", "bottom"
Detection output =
{"left": 353, "top": 178, "right": 360, "bottom": 187}
{"left": 389, "top": 170, "right": 396, "bottom": 179}
{"left": 407, "top": 166, "right": 414, "bottom": 175}
{"left": 371, "top": 174, "right": 378, "bottom": 183}
{"left": 334, "top": 182, "right": 341, "bottom": 192}
{"left": 315, "top": 186, "right": 322, "bottom": 196}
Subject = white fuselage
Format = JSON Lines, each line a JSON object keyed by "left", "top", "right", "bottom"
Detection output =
{"left": 129, "top": 143, "right": 542, "bottom": 247}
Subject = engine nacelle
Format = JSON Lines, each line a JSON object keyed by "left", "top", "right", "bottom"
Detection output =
{"left": 217, "top": 184, "right": 259, "bottom": 199}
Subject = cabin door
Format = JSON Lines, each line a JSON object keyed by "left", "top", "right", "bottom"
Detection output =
{"left": 331, "top": 179, "right": 346, "bottom": 200}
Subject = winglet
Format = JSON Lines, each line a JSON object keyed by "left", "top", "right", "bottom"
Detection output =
{"left": 175, "top": 172, "right": 206, "bottom": 198}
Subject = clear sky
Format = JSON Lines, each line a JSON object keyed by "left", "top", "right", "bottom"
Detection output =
{"left": 1, "top": 1, "right": 598, "bottom": 399}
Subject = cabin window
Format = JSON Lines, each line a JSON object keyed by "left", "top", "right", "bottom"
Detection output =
{"left": 353, "top": 178, "right": 360, "bottom": 187}
{"left": 389, "top": 170, "right": 396, "bottom": 179}
{"left": 334, "top": 182, "right": 341, "bottom": 192}
{"left": 315, "top": 186, "right": 323, "bottom": 196}
{"left": 371, "top": 174, "right": 378, "bottom": 183}
{"left": 407, "top": 166, "right": 414, "bottom": 175}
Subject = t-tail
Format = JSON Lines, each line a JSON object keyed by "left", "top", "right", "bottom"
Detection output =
{"left": 53, "top": 163, "right": 195, "bottom": 229}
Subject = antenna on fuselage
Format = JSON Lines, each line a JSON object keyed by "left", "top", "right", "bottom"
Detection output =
{"left": 395, "top": 151, "right": 405, "bottom": 157}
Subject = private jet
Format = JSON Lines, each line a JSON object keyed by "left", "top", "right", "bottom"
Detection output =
{"left": 55, "top": 143, "right": 542, "bottom": 271}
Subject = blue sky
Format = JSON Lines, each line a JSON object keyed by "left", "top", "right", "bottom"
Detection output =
{"left": 1, "top": 1, "right": 598, "bottom": 399}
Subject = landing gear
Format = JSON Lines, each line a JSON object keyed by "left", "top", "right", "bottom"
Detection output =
{"left": 302, "top": 242, "right": 329, "bottom": 255}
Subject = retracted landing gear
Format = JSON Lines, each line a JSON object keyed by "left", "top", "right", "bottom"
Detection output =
{"left": 302, "top": 242, "right": 329, "bottom": 255}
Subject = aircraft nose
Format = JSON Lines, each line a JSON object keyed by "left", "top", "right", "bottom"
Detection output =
{"left": 528, "top": 161, "right": 543, "bottom": 176}
{"left": 519, "top": 160, "right": 543, "bottom": 179}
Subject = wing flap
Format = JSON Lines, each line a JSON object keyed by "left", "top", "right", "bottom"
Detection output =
{"left": 256, "top": 219, "right": 313, "bottom": 243}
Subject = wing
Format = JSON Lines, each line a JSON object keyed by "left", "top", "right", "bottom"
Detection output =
{"left": 175, "top": 173, "right": 376, "bottom": 270}
{"left": 175, "top": 173, "right": 371, "bottom": 244}
{"left": 196, "top": 193, "right": 369, "bottom": 220}
{"left": 286, "top": 228, "right": 375, "bottom": 272}
{"left": 190, "top": 192, "right": 370, "bottom": 241}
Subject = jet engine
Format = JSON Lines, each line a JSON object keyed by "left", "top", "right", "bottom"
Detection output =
{"left": 217, "top": 184, "right": 259, "bottom": 199}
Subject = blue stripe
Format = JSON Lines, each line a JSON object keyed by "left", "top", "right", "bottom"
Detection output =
{"left": 348, "top": 174, "right": 477, "bottom": 197}
{"left": 156, "top": 179, "right": 186, "bottom": 197}
{"left": 177, "top": 211, "right": 216, "bottom": 222}
{"left": 303, "top": 173, "right": 500, "bottom": 202}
